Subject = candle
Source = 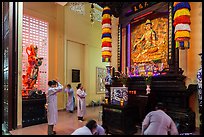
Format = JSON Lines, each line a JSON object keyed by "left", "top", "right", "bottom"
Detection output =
{"left": 120, "top": 99, "right": 124, "bottom": 107}
{"left": 105, "top": 98, "right": 108, "bottom": 104}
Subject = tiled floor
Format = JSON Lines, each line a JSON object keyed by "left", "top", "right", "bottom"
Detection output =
{"left": 10, "top": 106, "right": 103, "bottom": 135}
{"left": 9, "top": 106, "right": 200, "bottom": 135}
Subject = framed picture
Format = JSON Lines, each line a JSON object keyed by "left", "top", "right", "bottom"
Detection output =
{"left": 110, "top": 87, "right": 128, "bottom": 106}
{"left": 72, "top": 69, "right": 80, "bottom": 82}
{"left": 96, "top": 67, "right": 106, "bottom": 94}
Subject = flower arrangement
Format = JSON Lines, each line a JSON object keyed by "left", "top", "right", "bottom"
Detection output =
{"left": 143, "top": 73, "right": 152, "bottom": 95}
{"left": 141, "top": 72, "right": 153, "bottom": 95}
{"left": 142, "top": 72, "right": 152, "bottom": 85}
{"left": 116, "top": 71, "right": 129, "bottom": 86}
{"left": 115, "top": 71, "right": 128, "bottom": 85}
{"left": 145, "top": 75, "right": 152, "bottom": 85}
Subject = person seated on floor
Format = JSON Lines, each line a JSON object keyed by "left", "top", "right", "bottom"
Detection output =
{"left": 93, "top": 124, "right": 106, "bottom": 135}
{"left": 71, "top": 119, "right": 97, "bottom": 135}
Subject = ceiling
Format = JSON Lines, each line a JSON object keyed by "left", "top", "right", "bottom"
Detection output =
{"left": 55, "top": 2, "right": 165, "bottom": 19}
{"left": 95, "top": 2, "right": 138, "bottom": 18}
{"left": 55, "top": 2, "right": 139, "bottom": 18}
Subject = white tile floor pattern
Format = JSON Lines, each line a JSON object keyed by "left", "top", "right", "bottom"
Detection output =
{"left": 9, "top": 106, "right": 200, "bottom": 135}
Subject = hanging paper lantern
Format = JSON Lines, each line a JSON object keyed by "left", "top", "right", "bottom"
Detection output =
{"left": 101, "top": 6, "right": 112, "bottom": 62}
{"left": 173, "top": 2, "right": 191, "bottom": 49}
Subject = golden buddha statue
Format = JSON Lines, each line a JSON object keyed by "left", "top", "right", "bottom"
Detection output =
{"left": 132, "top": 19, "right": 166, "bottom": 63}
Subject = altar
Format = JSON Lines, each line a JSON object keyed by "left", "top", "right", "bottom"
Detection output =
{"left": 99, "top": 2, "right": 196, "bottom": 135}
{"left": 103, "top": 75, "right": 196, "bottom": 134}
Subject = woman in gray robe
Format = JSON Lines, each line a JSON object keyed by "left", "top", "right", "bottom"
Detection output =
{"left": 64, "top": 84, "right": 75, "bottom": 113}
{"left": 141, "top": 102, "right": 178, "bottom": 135}
{"left": 46, "top": 80, "right": 63, "bottom": 135}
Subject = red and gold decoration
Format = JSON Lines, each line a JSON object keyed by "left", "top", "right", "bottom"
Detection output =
{"left": 173, "top": 2, "right": 191, "bottom": 49}
{"left": 22, "top": 44, "right": 43, "bottom": 96}
{"left": 101, "top": 6, "right": 112, "bottom": 62}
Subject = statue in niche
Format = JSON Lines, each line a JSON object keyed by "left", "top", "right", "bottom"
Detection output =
{"left": 133, "top": 19, "right": 157, "bottom": 53}
{"left": 131, "top": 18, "right": 168, "bottom": 66}
{"left": 22, "top": 44, "right": 43, "bottom": 97}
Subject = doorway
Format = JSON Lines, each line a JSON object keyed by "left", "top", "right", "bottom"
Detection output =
{"left": 64, "top": 40, "right": 85, "bottom": 106}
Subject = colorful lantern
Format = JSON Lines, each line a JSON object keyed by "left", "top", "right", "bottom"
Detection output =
{"left": 101, "top": 6, "right": 112, "bottom": 62}
{"left": 173, "top": 2, "right": 191, "bottom": 49}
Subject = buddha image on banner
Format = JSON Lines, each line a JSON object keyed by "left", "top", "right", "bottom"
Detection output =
{"left": 131, "top": 17, "right": 169, "bottom": 74}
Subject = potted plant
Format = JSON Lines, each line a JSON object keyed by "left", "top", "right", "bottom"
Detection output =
{"left": 118, "top": 72, "right": 128, "bottom": 87}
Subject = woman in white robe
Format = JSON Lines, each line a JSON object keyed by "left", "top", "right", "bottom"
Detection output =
{"left": 46, "top": 80, "right": 63, "bottom": 135}
{"left": 76, "top": 83, "right": 87, "bottom": 121}
{"left": 71, "top": 120, "right": 97, "bottom": 135}
{"left": 64, "top": 84, "right": 75, "bottom": 113}
{"left": 71, "top": 126, "right": 92, "bottom": 135}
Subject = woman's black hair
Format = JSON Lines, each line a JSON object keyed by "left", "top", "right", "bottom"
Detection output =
{"left": 155, "top": 102, "right": 165, "bottom": 110}
{"left": 86, "top": 120, "right": 97, "bottom": 131}
{"left": 48, "top": 81, "right": 52, "bottom": 87}
{"left": 52, "top": 80, "right": 57, "bottom": 85}
{"left": 76, "top": 83, "right": 81, "bottom": 89}
{"left": 67, "top": 84, "right": 71, "bottom": 88}
{"left": 48, "top": 80, "right": 57, "bottom": 87}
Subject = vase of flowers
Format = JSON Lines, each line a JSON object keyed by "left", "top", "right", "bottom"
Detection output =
{"left": 146, "top": 84, "right": 151, "bottom": 95}
{"left": 105, "top": 66, "right": 112, "bottom": 85}
{"left": 197, "top": 53, "right": 202, "bottom": 133}
{"left": 197, "top": 53, "right": 202, "bottom": 110}
{"left": 145, "top": 76, "right": 152, "bottom": 95}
